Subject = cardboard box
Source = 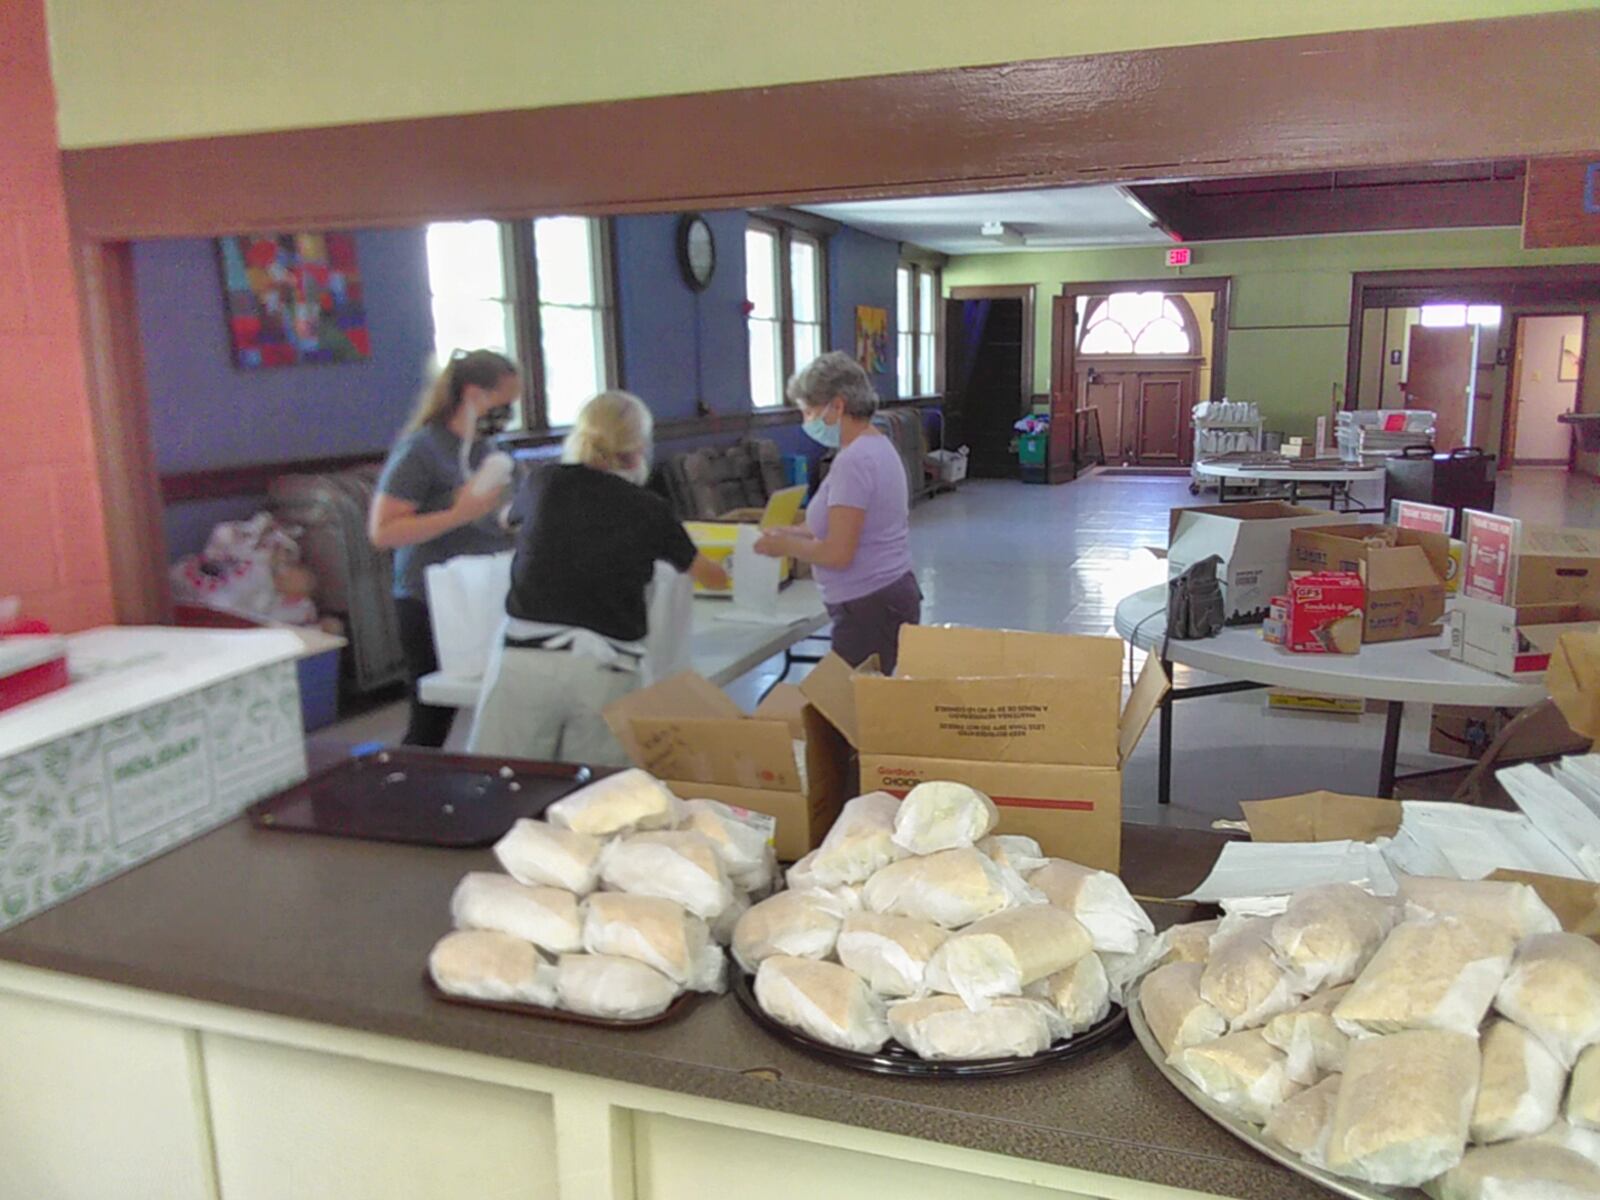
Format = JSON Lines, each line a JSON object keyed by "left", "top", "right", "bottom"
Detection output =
{"left": 685, "top": 484, "right": 808, "bottom": 593}
{"left": 1239, "top": 790, "right": 1402, "bottom": 842}
{"left": 1550, "top": 631, "right": 1600, "bottom": 745}
{"left": 1168, "top": 502, "right": 1349, "bottom": 625}
{"left": 1450, "top": 596, "right": 1600, "bottom": 677}
{"left": 0, "top": 627, "right": 308, "bottom": 932}
{"left": 603, "top": 655, "right": 855, "bottom": 860}
{"left": 845, "top": 626, "right": 1170, "bottom": 870}
{"left": 1512, "top": 525, "right": 1600, "bottom": 605}
{"left": 1289, "top": 523, "right": 1449, "bottom": 643}
{"left": 1285, "top": 572, "right": 1365, "bottom": 653}
{"left": 1428, "top": 703, "right": 1590, "bottom": 761}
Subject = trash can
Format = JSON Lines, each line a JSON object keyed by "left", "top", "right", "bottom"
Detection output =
{"left": 1017, "top": 431, "right": 1048, "bottom": 484}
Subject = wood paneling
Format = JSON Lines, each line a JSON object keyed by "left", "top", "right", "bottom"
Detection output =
{"left": 1523, "top": 155, "right": 1600, "bottom": 249}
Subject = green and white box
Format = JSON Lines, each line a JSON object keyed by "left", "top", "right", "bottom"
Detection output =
{"left": 0, "top": 627, "right": 308, "bottom": 931}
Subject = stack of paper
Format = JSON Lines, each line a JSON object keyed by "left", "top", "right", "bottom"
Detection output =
{"left": 1180, "top": 839, "right": 1397, "bottom": 904}
{"left": 1498, "top": 762, "right": 1600, "bottom": 881}
{"left": 1384, "top": 799, "right": 1585, "bottom": 882}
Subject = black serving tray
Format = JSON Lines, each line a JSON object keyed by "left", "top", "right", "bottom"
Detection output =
{"left": 249, "top": 748, "right": 592, "bottom": 847}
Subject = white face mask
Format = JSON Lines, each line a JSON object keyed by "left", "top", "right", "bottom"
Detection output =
{"left": 613, "top": 452, "right": 650, "bottom": 487}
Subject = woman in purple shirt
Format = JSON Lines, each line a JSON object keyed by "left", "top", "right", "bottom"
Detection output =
{"left": 755, "top": 352, "right": 920, "bottom": 672}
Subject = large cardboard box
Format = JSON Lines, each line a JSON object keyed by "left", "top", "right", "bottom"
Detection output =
{"left": 846, "top": 626, "right": 1170, "bottom": 870}
{"left": 1450, "top": 596, "right": 1600, "bottom": 677}
{"left": 0, "top": 627, "right": 308, "bottom": 932}
{"left": 1289, "top": 523, "right": 1449, "bottom": 642}
{"left": 1462, "top": 512, "right": 1600, "bottom": 607}
{"left": 603, "top": 656, "right": 854, "bottom": 860}
{"left": 1168, "top": 501, "right": 1348, "bottom": 625}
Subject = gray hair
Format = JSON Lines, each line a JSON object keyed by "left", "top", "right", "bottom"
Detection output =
{"left": 786, "top": 351, "right": 879, "bottom": 419}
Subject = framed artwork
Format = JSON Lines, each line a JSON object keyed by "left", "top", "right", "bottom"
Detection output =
{"left": 219, "top": 233, "right": 371, "bottom": 368}
{"left": 855, "top": 305, "right": 889, "bottom": 374}
{"left": 1559, "top": 331, "right": 1583, "bottom": 382}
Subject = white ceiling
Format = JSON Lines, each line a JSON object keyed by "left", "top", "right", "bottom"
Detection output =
{"left": 800, "top": 186, "right": 1171, "bottom": 254}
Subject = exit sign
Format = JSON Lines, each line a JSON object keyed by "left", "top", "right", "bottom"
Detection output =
{"left": 1166, "top": 247, "right": 1192, "bottom": 267}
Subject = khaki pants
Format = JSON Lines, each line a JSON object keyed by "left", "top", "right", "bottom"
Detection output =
{"left": 466, "top": 642, "right": 637, "bottom": 766}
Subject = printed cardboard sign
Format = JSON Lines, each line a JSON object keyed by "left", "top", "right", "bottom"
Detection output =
{"left": 1463, "top": 509, "right": 1521, "bottom": 603}
{"left": 1389, "top": 499, "right": 1454, "bottom": 536}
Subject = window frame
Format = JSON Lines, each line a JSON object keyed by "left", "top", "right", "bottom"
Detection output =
{"left": 425, "top": 216, "right": 620, "bottom": 432}
{"left": 1077, "top": 291, "right": 1203, "bottom": 358}
{"left": 745, "top": 212, "right": 831, "bottom": 408}
{"left": 897, "top": 255, "right": 944, "bottom": 399}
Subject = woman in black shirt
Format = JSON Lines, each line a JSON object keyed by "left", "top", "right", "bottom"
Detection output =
{"left": 467, "top": 391, "right": 727, "bottom": 764}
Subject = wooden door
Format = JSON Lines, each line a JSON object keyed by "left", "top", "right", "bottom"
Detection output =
{"left": 1406, "top": 325, "right": 1479, "bottom": 450}
{"left": 1047, "top": 295, "right": 1078, "bottom": 482}
{"left": 1079, "top": 369, "right": 1130, "bottom": 463}
{"left": 1134, "top": 372, "right": 1193, "bottom": 463}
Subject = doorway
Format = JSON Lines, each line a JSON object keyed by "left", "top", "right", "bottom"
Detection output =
{"left": 945, "top": 286, "right": 1035, "bottom": 479}
{"left": 1508, "top": 313, "right": 1586, "bottom": 466}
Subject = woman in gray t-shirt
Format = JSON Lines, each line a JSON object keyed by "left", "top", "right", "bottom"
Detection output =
{"left": 370, "top": 350, "right": 518, "bottom": 746}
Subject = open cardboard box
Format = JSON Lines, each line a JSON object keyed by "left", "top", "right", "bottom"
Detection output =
{"left": 1289, "top": 523, "right": 1449, "bottom": 642}
{"left": 1451, "top": 598, "right": 1600, "bottom": 677}
{"left": 603, "top": 654, "right": 858, "bottom": 860}
{"left": 842, "top": 626, "right": 1170, "bottom": 871}
{"left": 1168, "top": 501, "right": 1349, "bottom": 626}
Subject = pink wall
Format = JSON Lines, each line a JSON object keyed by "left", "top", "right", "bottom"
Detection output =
{"left": 0, "top": 0, "right": 114, "bottom": 631}
{"left": 1514, "top": 313, "right": 1584, "bottom": 462}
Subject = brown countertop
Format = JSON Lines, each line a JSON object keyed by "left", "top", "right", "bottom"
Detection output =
{"left": 0, "top": 819, "right": 1322, "bottom": 1200}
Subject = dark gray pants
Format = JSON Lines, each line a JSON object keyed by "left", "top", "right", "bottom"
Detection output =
{"left": 826, "top": 571, "right": 921, "bottom": 674}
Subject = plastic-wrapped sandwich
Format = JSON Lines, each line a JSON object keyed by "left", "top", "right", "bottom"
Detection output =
{"left": 679, "top": 798, "right": 777, "bottom": 895}
{"left": 1471, "top": 1020, "right": 1565, "bottom": 1145}
{"left": 1269, "top": 883, "right": 1396, "bottom": 992}
{"left": 599, "top": 830, "right": 735, "bottom": 920}
{"left": 925, "top": 905, "right": 1093, "bottom": 1009}
{"left": 1141, "top": 961, "right": 1227, "bottom": 1055}
{"left": 787, "top": 792, "right": 903, "bottom": 888}
{"left": 835, "top": 911, "right": 948, "bottom": 998}
{"left": 1425, "top": 1142, "right": 1600, "bottom": 1200}
{"left": 546, "top": 768, "right": 680, "bottom": 837}
{"left": 888, "top": 995, "right": 1062, "bottom": 1061}
{"left": 1334, "top": 915, "right": 1514, "bottom": 1037}
{"left": 1162, "top": 919, "right": 1220, "bottom": 966}
{"left": 493, "top": 819, "right": 603, "bottom": 895}
{"left": 891, "top": 781, "right": 997, "bottom": 855}
{"left": 1200, "top": 917, "right": 1305, "bottom": 1032}
{"left": 1569, "top": 1043, "right": 1600, "bottom": 1131}
{"left": 1398, "top": 875, "right": 1561, "bottom": 942}
{"left": 450, "top": 872, "right": 583, "bottom": 954}
{"left": 1494, "top": 932, "right": 1600, "bottom": 1069}
{"left": 1102, "top": 931, "right": 1169, "bottom": 1005}
{"left": 755, "top": 955, "right": 889, "bottom": 1053}
{"left": 1026, "top": 858, "right": 1155, "bottom": 955}
{"left": 555, "top": 953, "right": 681, "bottom": 1021}
{"left": 1264, "top": 1074, "right": 1341, "bottom": 1166}
{"left": 863, "top": 847, "right": 1040, "bottom": 928}
{"left": 1324, "top": 1029, "right": 1479, "bottom": 1187}
{"left": 978, "top": 834, "right": 1049, "bottom": 875}
{"left": 582, "top": 893, "right": 726, "bottom": 993}
{"left": 1532, "top": 1120, "right": 1600, "bottom": 1169}
{"left": 429, "top": 929, "right": 557, "bottom": 1007}
{"left": 1262, "top": 987, "right": 1350, "bottom": 1084}
{"left": 1028, "top": 953, "right": 1111, "bottom": 1034}
{"left": 1167, "top": 1029, "right": 1300, "bottom": 1124}
{"left": 732, "top": 888, "right": 857, "bottom": 974}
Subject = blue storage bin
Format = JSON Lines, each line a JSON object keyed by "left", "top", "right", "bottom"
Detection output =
{"left": 296, "top": 647, "right": 341, "bottom": 732}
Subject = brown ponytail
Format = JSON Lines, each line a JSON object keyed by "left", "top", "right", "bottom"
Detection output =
{"left": 403, "top": 348, "right": 518, "bottom": 435}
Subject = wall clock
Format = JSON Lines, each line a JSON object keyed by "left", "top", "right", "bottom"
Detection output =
{"left": 677, "top": 213, "right": 716, "bottom": 292}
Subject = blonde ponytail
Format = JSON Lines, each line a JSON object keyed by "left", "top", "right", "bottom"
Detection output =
{"left": 562, "top": 391, "right": 654, "bottom": 478}
{"left": 403, "top": 348, "right": 518, "bottom": 435}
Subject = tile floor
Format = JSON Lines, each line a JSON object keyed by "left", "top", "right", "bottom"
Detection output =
{"left": 319, "top": 466, "right": 1600, "bottom": 832}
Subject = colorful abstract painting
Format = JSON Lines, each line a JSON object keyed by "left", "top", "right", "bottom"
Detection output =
{"left": 855, "top": 305, "right": 889, "bottom": 374}
{"left": 219, "top": 233, "right": 371, "bottom": 368}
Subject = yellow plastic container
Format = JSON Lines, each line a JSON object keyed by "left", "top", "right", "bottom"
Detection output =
{"left": 686, "top": 485, "right": 806, "bottom": 594}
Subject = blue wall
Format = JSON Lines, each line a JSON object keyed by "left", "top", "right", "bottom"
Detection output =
{"left": 829, "top": 225, "right": 903, "bottom": 401}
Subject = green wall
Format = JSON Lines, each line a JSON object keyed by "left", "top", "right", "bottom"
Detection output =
{"left": 944, "top": 228, "right": 1600, "bottom": 437}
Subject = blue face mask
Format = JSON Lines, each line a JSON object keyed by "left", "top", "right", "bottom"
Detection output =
{"left": 803, "top": 414, "right": 841, "bottom": 448}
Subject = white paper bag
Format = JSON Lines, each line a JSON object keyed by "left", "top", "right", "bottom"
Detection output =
{"left": 642, "top": 561, "right": 694, "bottom": 685}
{"left": 731, "top": 525, "right": 781, "bottom": 620}
{"left": 425, "top": 551, "right": 513, "bottom": 680}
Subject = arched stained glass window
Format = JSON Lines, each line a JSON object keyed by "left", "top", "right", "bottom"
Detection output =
{"left": 1079, "top": 291, "right": 1198, "bottom": 356}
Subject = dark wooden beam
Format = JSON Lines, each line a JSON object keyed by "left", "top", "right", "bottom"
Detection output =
{"left": 1524, "top": 155, "right": 1600, "bottom": 248}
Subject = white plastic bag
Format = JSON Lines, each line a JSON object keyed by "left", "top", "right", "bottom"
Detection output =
{"left": 1168, "top": 1029, "right": 1300, "bottom": 1124}
{"left": 1102, "top": 930, "right": 1168, "bottom": 1006}
{"left": 642, "top": 561, "right": 694, "bottom": 685}
{"left": 732, "top": 888, "right": 856, "bottom": 974}
{"left": 1324, "top": 1029, "right": 1479, "bottom": 1188}
{"left": 1262, "top": 987, "right": 1350, "bottom": 1084}
{"left": 1162, "top": 919, "right": 1220, "bottom": 966}
{"left": 449, "top": 872, "right": 582, "bottom": 954}
{"left": 429, "top": 930, "right": 557, "bottom": 1007}
{"left": 891, "top": 781, "right": 998, "bottom": 855}
{"left": 1200, "top": 916, "right": 1306, "bottom": 1032}
{"left": 1264, "top": 1074, "right": 1341, "bottom": 1167}
{"left": 582, "top": 892, "right": 725, "bottom": 992}
{"left": 1335, "top": 916, "right": 1514, "bottom": 1038}
{"left": 546, "top": 769, "right": 681, "bottom": 838}
{"left": 493, "top": 819, "right": 603, "bottom": 895}
{"left": 1028, "top": 953, "right": 1111, "bottom": 1034}
{"left": 598, "top": 831, "right": 735, "bottom": 921}
{"left": 555, "top": 953, "right": 681, "bottom": 1020}
{"left": 924, "top": 906, "right": 1093, "bottom": 1010}
{"left": 1570, "top": 1043, "right": 1600, "bottom": 1131}
{"left": 977, "top": 835, "right": 1049, "bottom": 875}
{"left": 1495, "top": 932, "right": 1600, "bottom": 1069}
{"left": 1027, "top": 858, "right": 1156, "bottom": 955}
{"left": 863, "top": 848, "right": 1040, "bottom": 929}
{"left": 1426, "top": 1142, "right": 1600, "bottom": 1200}
{"left": 836, "top": 911, "right": 948, "bottom": 998}
{"left": 888, "top": 995, "right": 1060, "bottom": 1061}
{"left": 1399, "top": 876, "right": 1562, "bottom": 942}
{"left": 755, "top": 955, "right": 889, "bottom": 1053}
{"left": 1269, "top": 883, "right": 1396, "bottom": 992}
{"left": 680, "top": 798, "right": 778, "bottom": 895}
{"left": 423, "top": 551, "right": 513, "bottom": 681}
{"left": 1471, "top": 1020, "right": 1566, "bottom": 1145}
{"left": 1141, "top": 962, "right": 1227, "bottom": 1055}
{"left": 794, "top": 792, "right": 903, "bottom": 888}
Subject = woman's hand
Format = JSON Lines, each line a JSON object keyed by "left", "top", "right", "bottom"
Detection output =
{"left": 753, "top": 529, "right": 793, "bottom": 558}
{"left": 450, "top": 482, "right": 505, "bottom": 525}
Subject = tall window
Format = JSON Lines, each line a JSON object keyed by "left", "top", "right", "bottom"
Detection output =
{"left": 425, "top": 217, "right": 617, "bottom": 430}
{"left": 897, "top": 260, "right": 942, "bottom": 397}
{"left": 746, "top": 217, "right": 828, "bottom": 408}
{"left": 1079, "top": 292, "right": 1196, "bottom": 356}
